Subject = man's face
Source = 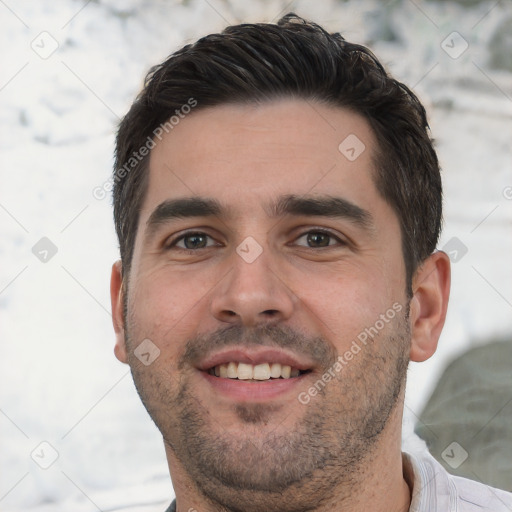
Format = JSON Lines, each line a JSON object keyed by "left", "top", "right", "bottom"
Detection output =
{"left": 117, "top": 99, "right": 411, "bottom": 510}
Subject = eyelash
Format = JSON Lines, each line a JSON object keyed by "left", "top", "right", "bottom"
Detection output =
{"left": 166, "top": 229, "right": 346, "bottom": 252}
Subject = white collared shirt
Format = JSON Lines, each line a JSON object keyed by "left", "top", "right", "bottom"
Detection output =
{"left": 404, "top": 450, "right": 512, "bottom": 511}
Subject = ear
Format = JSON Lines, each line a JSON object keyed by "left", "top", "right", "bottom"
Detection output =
{"left": 111, "top": 260, "right": 128, "bottom": 364}
{"left": 409, "top": 251, "right": 451, "bottom": 362}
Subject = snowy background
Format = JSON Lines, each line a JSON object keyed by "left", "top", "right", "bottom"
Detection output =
{"left": 1, "top": 0, "right": 511, "bottom": 510}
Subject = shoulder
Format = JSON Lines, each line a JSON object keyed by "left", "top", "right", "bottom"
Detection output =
{"left": 450, "top": 473, "right": 512, "bottom": 512}
{"left": 404, "top": 450, "right": 512, "bottom": 512}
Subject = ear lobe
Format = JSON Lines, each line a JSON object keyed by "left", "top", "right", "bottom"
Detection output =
{"left": 111, "top": 260, "right": 128, "bottom": 364}
{"left": 409, "top": 251, "right": 451, "bottom": 363}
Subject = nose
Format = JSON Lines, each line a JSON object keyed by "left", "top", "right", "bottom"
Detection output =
{"left": 210, "top": 243, "right": 297, "bottom": 327}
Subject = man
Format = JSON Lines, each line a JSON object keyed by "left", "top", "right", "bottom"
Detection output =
{"left": 109, "top": 13, "right": 512, "bottom": 512}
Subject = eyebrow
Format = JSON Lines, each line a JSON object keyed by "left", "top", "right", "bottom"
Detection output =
{"left": 144, "top": 194, "right": 374, "bottom": 239}
{"left": 267, "top": 194, "right": 374, "bottom": 230}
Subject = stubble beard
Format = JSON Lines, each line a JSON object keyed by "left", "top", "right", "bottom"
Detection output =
{"left": 126, "top": 310, "right": 410, "bottom": 512}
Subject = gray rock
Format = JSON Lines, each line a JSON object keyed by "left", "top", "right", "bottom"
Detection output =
{"left": 415, "top": 339, "right": 512, "bottom": 492}
{"left": 488, "top": 16, "right": 512, "bottom": 72}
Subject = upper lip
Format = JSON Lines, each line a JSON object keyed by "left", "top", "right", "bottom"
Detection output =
{"left": 197, "top": 347, "right": 315, "bottom": 372}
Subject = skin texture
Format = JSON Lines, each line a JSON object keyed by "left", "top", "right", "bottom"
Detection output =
{"left": 111, "top": 99, "right": 451, "bottom": 512}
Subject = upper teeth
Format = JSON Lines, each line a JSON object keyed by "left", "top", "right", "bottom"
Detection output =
{"left": 211, "top": 362, "right": 301, "bottom": 380}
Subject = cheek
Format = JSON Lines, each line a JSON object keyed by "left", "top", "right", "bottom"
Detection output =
{"left": 127, "top": 270, "right": 209, "bottom": 353}
{"left": 290, "top": 263, "right": 398, "bottom": 348}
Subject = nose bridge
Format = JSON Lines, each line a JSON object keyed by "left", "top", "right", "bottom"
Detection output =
{"left": 210, "top": 235, "right": 296, "bottom": 326}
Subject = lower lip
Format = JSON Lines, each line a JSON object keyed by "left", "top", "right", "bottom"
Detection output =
{"left": 201, "top": 371, "right": 306, "bottom": 402}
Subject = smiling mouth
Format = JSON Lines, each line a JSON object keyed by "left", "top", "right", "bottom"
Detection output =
{"left": 207, "top": 362, "right": 311, "bottom": 381}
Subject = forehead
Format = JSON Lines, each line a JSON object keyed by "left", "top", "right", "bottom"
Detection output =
{"left": 142, "top": 99, "right": 384, "bottom": 224}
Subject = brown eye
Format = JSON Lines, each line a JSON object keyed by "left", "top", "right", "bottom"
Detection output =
{"left": 168, "top": 232, "right": 216, "bottom": 250}
{"left": 295, "top": 230, "right": 344, "bottom": 248}
{"left": 306, "top": 232, "right": 331, "bottom": 247}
